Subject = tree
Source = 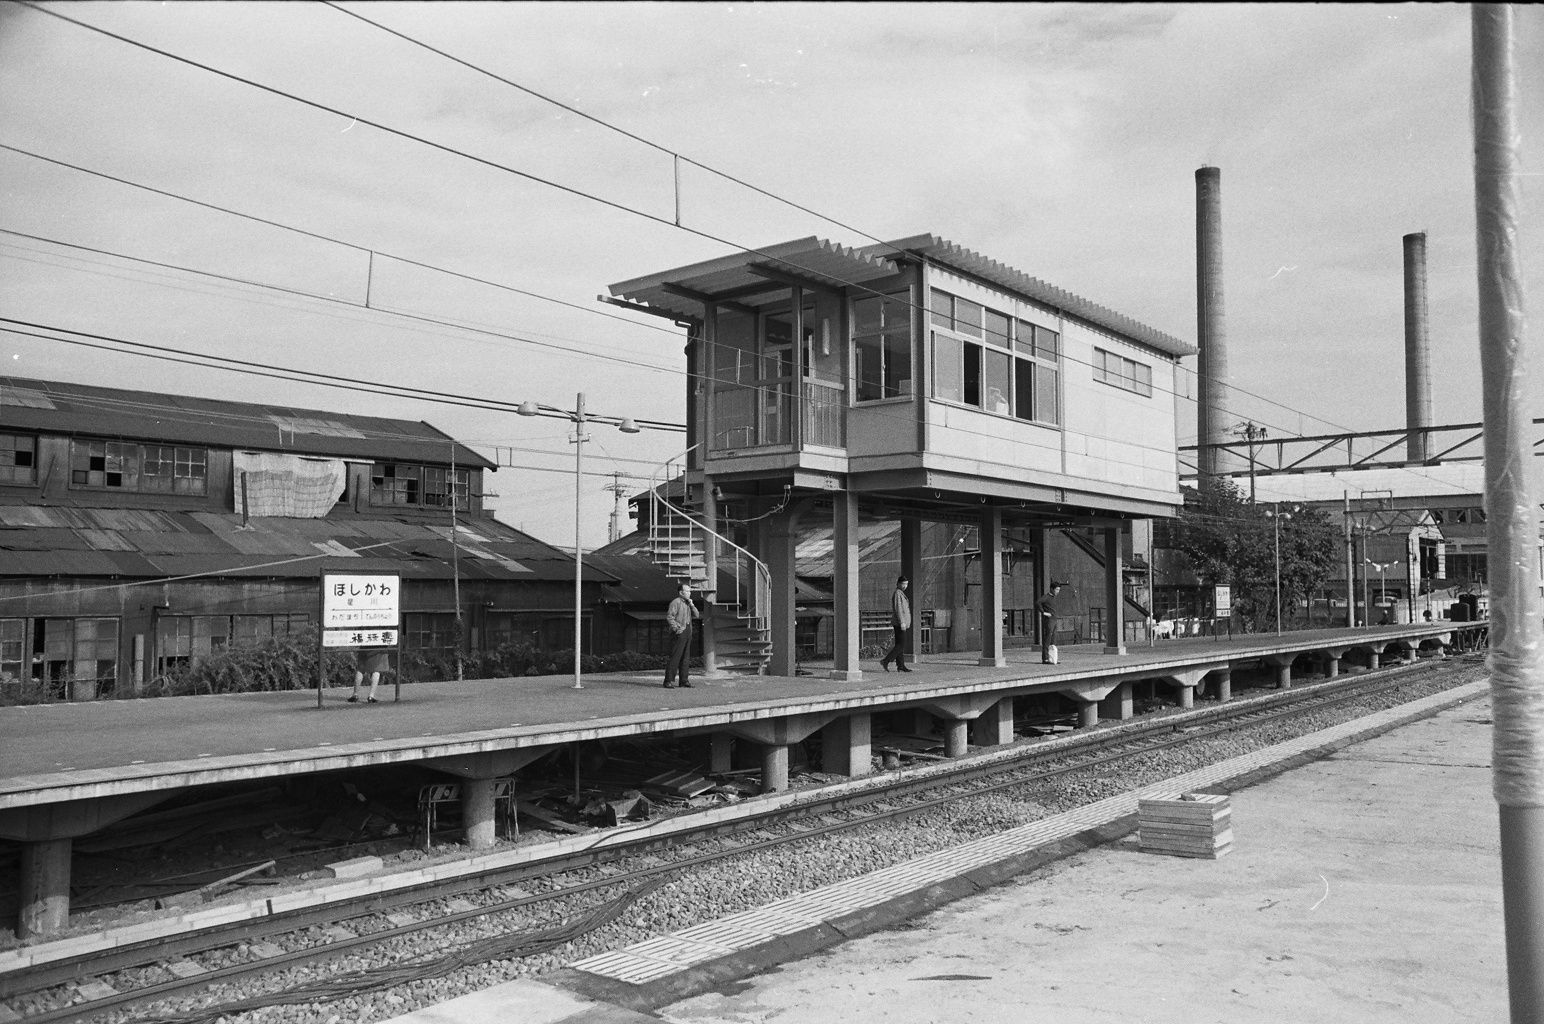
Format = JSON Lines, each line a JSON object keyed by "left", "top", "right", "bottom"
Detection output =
{"left": 1169, "top": 479, "right": 1340, "bottom": 631}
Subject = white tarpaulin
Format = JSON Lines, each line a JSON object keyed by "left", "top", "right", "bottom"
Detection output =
{"left": 233, "top": 451, "right": 347, "bottom": 518}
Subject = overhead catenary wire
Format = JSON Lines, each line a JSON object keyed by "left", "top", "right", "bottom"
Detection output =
{"left": 5, "top": 2, "right": 1479, "bottom": 494}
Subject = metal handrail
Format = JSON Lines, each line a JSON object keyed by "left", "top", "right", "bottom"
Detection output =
{"left": 648, "top": 447, "right": 771, "bottom": 623}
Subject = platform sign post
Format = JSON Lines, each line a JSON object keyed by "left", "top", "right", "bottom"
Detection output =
{"left": 319, "top": 572, "right": 401, "bottom": 707}
{"left": 1213, "top": 585, "right": 1232, "bottom": 639}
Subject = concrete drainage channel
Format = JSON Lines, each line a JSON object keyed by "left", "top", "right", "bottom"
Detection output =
{"left": 552, "top": 679, "right": 1489, "bottom": 1015}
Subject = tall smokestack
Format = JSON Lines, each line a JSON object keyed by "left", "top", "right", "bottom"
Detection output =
{"left": 1403, "top": 231, "right": 1432, "bottom": 461}
{"left": 1195, "top": 166, "right": 1231, "bottom": 481}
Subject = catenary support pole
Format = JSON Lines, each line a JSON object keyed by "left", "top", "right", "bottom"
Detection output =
{"left": 1472, "top": 7, "right": 1544, "bottom": 1021}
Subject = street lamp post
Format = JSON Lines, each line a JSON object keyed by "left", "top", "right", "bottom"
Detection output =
{"left": 1268, "top": 504, "right": 1292, "bottom": 635}
{"left": 519, "top": 392, "right": 640, "bottom": 690}
{"left": 1366, "top": 559, "right": 1397, "bottom": 624}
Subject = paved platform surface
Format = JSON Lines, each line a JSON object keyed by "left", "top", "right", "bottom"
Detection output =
{"left": 0, "top": 623, "right": 1463, "bottom": 807}
{"left": 380, "top": 683, "right": 1505, "bottom": 1024}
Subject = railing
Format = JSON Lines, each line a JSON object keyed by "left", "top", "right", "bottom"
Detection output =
{"left": 649, "top": 447, "right": 772, "bottom": 623}
{"left": 706, "top": 379, "right": 847, "bottom": 453}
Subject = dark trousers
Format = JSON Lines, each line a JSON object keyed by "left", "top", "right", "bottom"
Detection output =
{"left": 1040, "top": 616, "right": 1055, "bottom": 662}
{"left": 881, "top": 625, "right": 909, "bottom": 669}
{"left": 665, "top": 628, "right": 691, "bottom": 685}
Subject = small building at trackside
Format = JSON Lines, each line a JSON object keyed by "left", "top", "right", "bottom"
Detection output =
{"left": 606, "top": 234, "right": 1195, "bottom": 677}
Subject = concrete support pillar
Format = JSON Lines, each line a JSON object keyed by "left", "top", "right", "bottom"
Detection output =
{"left": 1326, "top": 654, "right": 1341, "bottom": 678}
{"left": 18, "top": 837, "right": 71, "bottom": 939}
{"left": 761, "top": 743, "right": 790, "bottom": 793}
{"left": 462, "top": 777, "right": 497, "bottom": 851}
{"left": 820, "top": 713, "right": 872, "bottom": 777}
{"left": 979, "top": 506, "right": 1005, "bottom": 667}
{"left": 708, "top": 732, "right": 733, "bottom": 774}
{"left": 767, "top": 507, "right": 799, "bottom": 677}
{"left": 1077, "top": 700, "right": 1099, "bottom": 729}
{"left": 1099, "top": 681, "right": 1134, "bottom": 720}
{"left": 1369, "top": 650, "right": 1382, "bottom": 670}
{"left": 942, "top": 719, "right": 969, "bottom": 758}
{"left": 1177, "top": 685, "right": 1195, "bottom": 709}
{"left": 901, "top": 516, "right": 923, "bottom": 664}
{"left": 1103, "top": 526, "right": 1127, "bottom": 655}
{"left": 831, "top": 490, "right": 862, "bottom": 681}
{"left": 1276, "top": 663, "right": 1292, "bottom": 689}
{"left": 1214, "top": 670, "right": 1232, "bottom": 704}
{"left": 971, "top": 698, "right": 1016, "bottom": 747}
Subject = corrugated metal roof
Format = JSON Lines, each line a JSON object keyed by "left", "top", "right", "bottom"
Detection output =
{"left": 609, "top": 234, "right": 1194, "bottom": 358}
{"left": 0, "top": 377, "right": 494, "bottom": 469}
{"left": 0, "top": 503, "right": 590, "bottom": 583}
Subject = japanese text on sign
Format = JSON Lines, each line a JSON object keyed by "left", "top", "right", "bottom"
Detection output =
{"left": 322, "top": 573, "right": 400, "bottom": 628}
{"left": 323, "top": 629, "right": 399, "bottom": 649}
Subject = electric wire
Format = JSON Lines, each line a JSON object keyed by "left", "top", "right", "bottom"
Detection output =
{"left": 5, "top": 3, "right": 1482, "bottom": 494}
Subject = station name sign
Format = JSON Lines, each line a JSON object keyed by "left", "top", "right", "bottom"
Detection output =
{"left": 322, "top": 573, "right": 400, "bottom": 650}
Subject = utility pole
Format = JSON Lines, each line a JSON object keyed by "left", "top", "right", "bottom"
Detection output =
{"left": 603, "top": 472, "right": 630, "bottom": 543}
{"left": 1233, "top": 420, "right": 1267, "bottom": 504}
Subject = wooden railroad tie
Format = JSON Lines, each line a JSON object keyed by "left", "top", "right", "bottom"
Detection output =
{"left": 1137, "top": 791, "right": 1232, "bottom": 859}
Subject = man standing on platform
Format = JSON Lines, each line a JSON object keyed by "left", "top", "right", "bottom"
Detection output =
{"left": 879, "top": 575, "right": 912, "bottom": 672}
{"left": 663, "top": 582, "right": 697, "bottom": 688}
{"left": 1037, "top": 581, "right": 1065, "bottom": 664}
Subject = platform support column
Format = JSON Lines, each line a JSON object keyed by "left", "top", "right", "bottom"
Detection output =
{"left": 971, "top": 698, "right": 1015, "bottom": 747}
{"left": 708, "top": 732, "right": 733, "bottom": 774}
{"left": 1368, "top": 649, "right": 1381, "bottom": 670}
{"left": 767, "top": 507, "right": 799, "bottom": 678}
{"left": 1214, "top": 670, "right": 1232, "bottom": 704}
{"left": 830, "top": 491, "right": 862, "bottom": 681}
{"left": 1177, "top": 684, "right": 1195, "bottom": 709}
{"left": 18, "top": 837, "right": 71, "bottom": 939}
{"left": 820, "top": 713, "right": 872, "bottom": 777}
{"left": 462, "top": 777, "right": 497, "bottom": 851}
{"left": 978, "top": 507, "right": 1006, "bottom": 667}
{"left": 1325, "top": 654, "right": 1341, "bottom": 678}
{"left": 942, "top": 719, "right": 969, "bottom": 758}
{"left": 1103, "top": 526, "right": 1127, "bottom": 655}
{"left": 900, "top": 516, "right": 923, "bottom": 665}
{"left": 1276, "top": 663, "right": 1292, "bottom": 689}
{"left": 761, "top": 743, "right": 790, "bottom": 793}
{"left": 1098, "top": 681, "right": 1134, "bottom": 720}
{"left": 1077, "top": 700, "right": 1099, "bottom": 728}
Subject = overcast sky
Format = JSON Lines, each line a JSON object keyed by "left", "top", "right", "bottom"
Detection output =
{"left": 1, "top": 2, "right": 1540, "bottom": 548}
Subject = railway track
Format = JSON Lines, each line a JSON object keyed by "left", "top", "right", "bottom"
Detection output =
{"left": 5, "top": 656, "right": 1484, "bottom": 1024}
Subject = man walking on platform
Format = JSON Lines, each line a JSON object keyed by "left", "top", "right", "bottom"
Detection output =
{"left": 879, "top": 575, "right": 912, "bottom": 672}
{"left": 663, "top": 582, "right": 697, "bottom": 688}
{"left": 1037, "top": 581, "right": 1065, "bottom": 664}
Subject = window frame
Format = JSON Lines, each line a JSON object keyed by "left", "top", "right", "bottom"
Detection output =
{"left": 69, "top": 438, "right": 207, "bottom": 495}
{"left": 1093, "top": 347, "right": 1154, "bottom": 397}
{"left": 0, "top": 433, "right": 37, "bottom": 485}
{"left": 371, "top": 462, "right": 469, "bottom": 510}
{"left": 851, "top": 289, "right": 914, "bottom": 403}
{"left": 930, "top": 291, "right": 1061, "bottom": 426}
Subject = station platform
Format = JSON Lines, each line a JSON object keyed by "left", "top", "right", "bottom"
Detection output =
{"left": 0, "top": 620, "right": 1479, "bottom": 938}
{"left": 382, "top": 678, "right": 1507, "bottom": 1024}
{"left": 0, "top": 621, "right": 1472, "bottom": 810}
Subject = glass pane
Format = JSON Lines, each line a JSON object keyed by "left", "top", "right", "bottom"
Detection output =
{"left": 1036, "top": 366, "right": 1059, "bottom": 424}
{"left": 1014, "top": 320, "right": 1036, "bottom": 355}
{"left": 1036, "top": 325, "right": 1060, "bottom": 360}
{"left": 955, "top": 300, "right": 983, "bottom": 337}
{"left": 853, "top": 295, "right": 883, "bottom": 333}
{"left": 763, "top": 310, "right": 795, "bottom": 381}
{"left": 1136, "top": 362, "right": 1153, "bottom": 396}
{"left": 933, "top": 333, "right": 963, "bottom": 402}
{"left": 984, "top": 309, "right": 1010, "bottom": 348}
{"left": 963, "top": 343, "right": 981, "bottom": 407}
{"left": 983, "top": 349, "right": 1012, "bottom": 414}
{"left": 715, "top": 310, "right": 756, "bottom": 384}
{"left": 930, "top": 288, "right": 952, "bottom": 328}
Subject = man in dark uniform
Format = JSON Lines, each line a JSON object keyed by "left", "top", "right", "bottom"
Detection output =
{"left": 1037, "top": 581, "right": 1065, "bottom": 664}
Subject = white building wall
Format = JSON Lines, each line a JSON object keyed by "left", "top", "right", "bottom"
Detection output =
{"left": 1061, "top": 321, "right": 1180, "bottom": 495}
